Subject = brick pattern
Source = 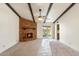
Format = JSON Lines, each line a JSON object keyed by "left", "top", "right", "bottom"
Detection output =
{"left": 19, "top": 17, "right": 37, "bottom": 42}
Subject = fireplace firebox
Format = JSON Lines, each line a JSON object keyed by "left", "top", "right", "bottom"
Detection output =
{"left": 27, "top": 33, "right": 33, "bottom": 38}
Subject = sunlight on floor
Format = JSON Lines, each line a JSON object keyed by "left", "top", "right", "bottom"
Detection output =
{"left": 37, "top": 39, "right": 52, "bottom": 56}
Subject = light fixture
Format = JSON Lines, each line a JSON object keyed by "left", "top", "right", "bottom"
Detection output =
{"left": 38, "top": 9, "right": 43, "bottom": 20}
{"left": 38, "top": 16, "right": 43, "bottom": 20}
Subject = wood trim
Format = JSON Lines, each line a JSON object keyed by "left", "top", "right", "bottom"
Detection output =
{"left": 5, "top": 3, "right": 21, "bottom": 18}
{"left": 53, "top": 3, "right": 76, "bottom": 23}
{"left": 44, "top": 3, "right": 53, "bottom": 23}
{"left": 28, "top": 3, "right": 36, "bottom": 23}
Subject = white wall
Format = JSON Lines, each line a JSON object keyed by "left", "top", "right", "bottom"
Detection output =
{"left": 54, "top": 22, "right": 57, "bottom": 40}
{"left": 37, "top": 22, "right": 43, "bottom": 38}
{"left": 0, "top": 4, "right": 19, "bottom": 53}
{"left": 37, "top": 22, "right": 53, "bottom": 39}
{"left": 52, "top": 23, "right": 55, "bottom": 39}
{"left": 56, "top": 3, "right": 79, "bottom": 51}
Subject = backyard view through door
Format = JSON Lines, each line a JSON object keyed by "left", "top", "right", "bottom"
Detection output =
{"left": 43, "top": 26, "right": 52, "bottom": 38}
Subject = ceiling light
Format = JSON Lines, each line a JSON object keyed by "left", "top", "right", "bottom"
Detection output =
{"left": 38, "top": 16, "right": 43, "bottom": 20}
{"left": 38, "top": 9, "right": 43, "bottom": 21}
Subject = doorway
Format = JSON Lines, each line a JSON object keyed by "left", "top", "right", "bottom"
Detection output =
{"left": 56, "top": 22, "right": 60, "bottom": 40}
{"left": 43, "top": 26, "right": 52, "bottom": 38}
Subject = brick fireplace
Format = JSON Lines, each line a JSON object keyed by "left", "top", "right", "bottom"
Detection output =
{"left": 19, "top": 17, "right": 37, "bottom": 42}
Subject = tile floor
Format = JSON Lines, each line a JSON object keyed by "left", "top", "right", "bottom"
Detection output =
{"left": 50, "top": 41, "right": 79, "bottom": 56}
{"left": 0, "top": 39, "right": 79, "bottom": 56}
{"left": 0, "top": 39, "right": 52, "bottom": 56}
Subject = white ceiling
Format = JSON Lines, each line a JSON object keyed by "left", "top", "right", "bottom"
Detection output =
{"left": 31, "top": 3, "right": 50, "bottom": 22}
{"left": 10, "top": 3, "right": 71, "bottom": 23}
{"left": 10, "top": 3, "right": 32, "bottom": 20}
{"left": 48, "top": 3, "right": 71, "bottom": 22}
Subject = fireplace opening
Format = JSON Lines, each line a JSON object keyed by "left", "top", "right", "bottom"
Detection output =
{"left": 27, "top": 33, "right": 33, "bottom": 38}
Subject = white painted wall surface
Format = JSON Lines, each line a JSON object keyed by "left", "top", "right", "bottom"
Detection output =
{"left": 57, "top": 4, "right": 79, "bottom": 51}
{"left": 55, "top": 22, "right": 58, "bottom": 40}
{"left": 37, "top": 22, "right": 43, "bottom": 38}
{"left": 0, "top": 4, "right": 19, "bottom": 53}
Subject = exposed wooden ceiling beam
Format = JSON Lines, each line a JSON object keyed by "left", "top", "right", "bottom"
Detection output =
{"left": 53, "top": 3, "right": 76, "bottom": 23}
{"left": 5, "top": 3, "right": 21, "bottom": 18}
{"left": 28, "top": 3, "right": 36, "bottom": 23}
{"left": 44, "top": 3, "right": 53, "bottom": 23}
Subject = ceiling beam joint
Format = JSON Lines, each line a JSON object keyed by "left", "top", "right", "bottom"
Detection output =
{"left": 44, "top": 3, "right": 53, "bottom": 23}
{"left": 28, "top": 3, "right": 36, "bottom": 23}
{"left": 5, "top": 3, "right": 21, "bottom": 18}
{"left": 53, "top": 3, "right": 76, "bottom": 23}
